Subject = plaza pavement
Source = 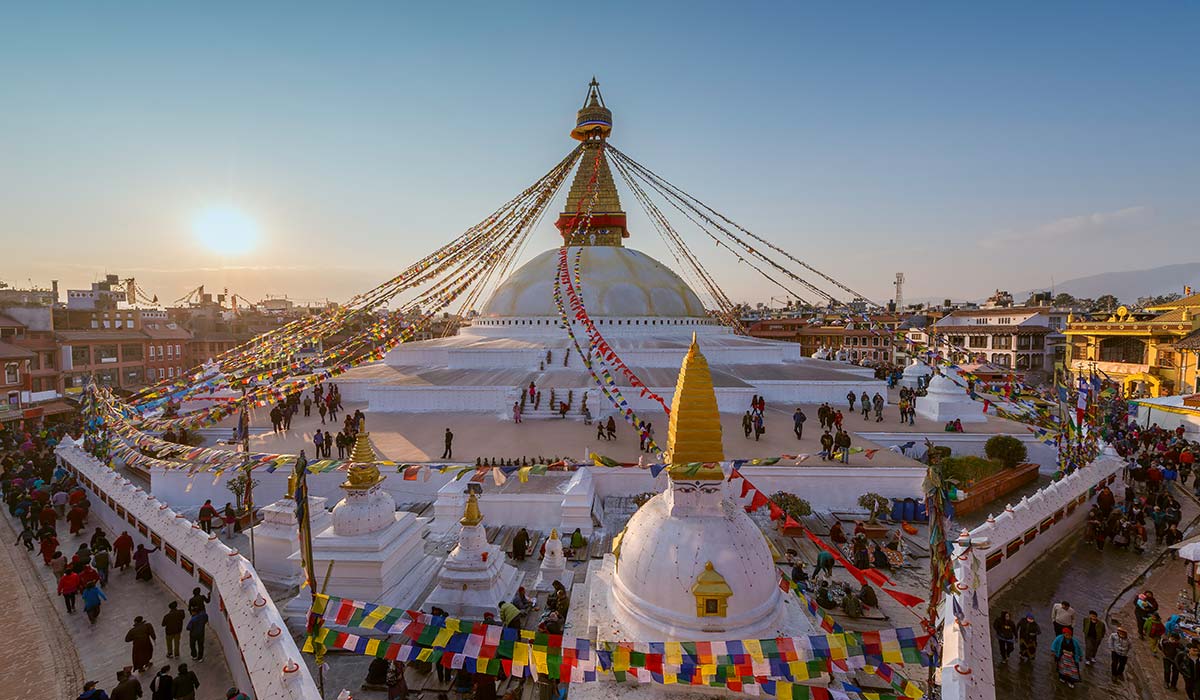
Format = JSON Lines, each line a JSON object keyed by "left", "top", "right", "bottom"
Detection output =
{"left": 207, "top": 393, "right": 1026, "bottom": 468}
{"left": 991, "top": 481, "right": 1200, "bottom": 700}
{"left": 0, "top": 502, "right": 235, "bottom": 699}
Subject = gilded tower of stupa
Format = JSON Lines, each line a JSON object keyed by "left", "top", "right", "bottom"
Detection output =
{"left": 555, "top": 78, "right": 629, "bottom": 246}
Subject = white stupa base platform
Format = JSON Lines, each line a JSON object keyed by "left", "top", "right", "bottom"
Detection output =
{"left": 533, "top": 565, "right": 573, "bottom": 593}
{"left": 915, "top": 400, "right": 988, "bottom": 424}
{"left": 425, "top": 522, "right": 521, "bottom": 619}
{"left": 249, "top": 496, "right": 331, "bottom": 587}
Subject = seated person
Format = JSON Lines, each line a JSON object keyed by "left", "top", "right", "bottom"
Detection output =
{"left": 815, "top": 581, "right": 838, "bottom": 610}
{"left": 871, "top": 545, "right": 891, "bottom": 570}
{"left": 512, "top": 586, "right": 534, "bottom": 611}
{"left": 828, "top": 521, "right": 847, "bottom": 545}
{"left": 842, "top": 590, "right": 863, "bottom": 618}
{"left": 858, "top": 582, "right": 879, "bottom": 609}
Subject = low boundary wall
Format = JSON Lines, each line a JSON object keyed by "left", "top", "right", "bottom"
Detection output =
{"left": 939, "top": 446, "right": 1124, "bottom": 700}
{"left": 56, "top": 443, "right": 321, "bottom": 700}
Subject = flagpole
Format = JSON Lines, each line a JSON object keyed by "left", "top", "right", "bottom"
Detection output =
{"left": 293, "top": 450, "right": 325, "bottom": 698}
{"left": 242, "top": 385, "right": 256, "bottom": 566}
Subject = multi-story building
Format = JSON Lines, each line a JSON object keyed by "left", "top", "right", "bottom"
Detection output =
{"left": 1064, "top": 294, "right": 1200, "bottom": 397}
{"left": 143, "top": 321, "right": 193, "bottom": 382}
{"left": 747, "top": 313, "right": 905, "bottom": 364}
{"left": 0, "top": 307, "right": 63, "bottom": 402}
{"left": 0, "top": 337, "right": 34, "bottom": 423}
{"left": 928, "top": 307, "right": 1066, "bottom": 376}
{"left": 57, "top": 329, "right": 150, "bottom": 392}
{"left": 65, "top": 274, "right": 128, "bottom": 310}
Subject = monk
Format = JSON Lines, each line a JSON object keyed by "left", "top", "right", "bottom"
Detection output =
{"left": 125, "top": 616, "right": 157, "bottom": 672}
{"left": 113, "top": 531, "right": 134, "bottom": 571}
{"left": 133, "top": 544, "right": 159, "bottom": 581}
{"left": 829, "top": 521, "right": 847, "bottom": 545}
{"left": 511, "top": 528, "right": 529, "bottom": 561}
{"left": 67, "top": 504, "right": 88, "bottom": 535}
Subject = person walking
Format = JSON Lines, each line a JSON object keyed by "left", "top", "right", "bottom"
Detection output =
{"left": 1162, "top": 632, "right": 1185, "bottom": 691}
{"left": 172, "top": 663, "right": 199, "bottom": 700}
{"left": 606, "top": 416, "right": 616, "bottom": 441}
{"left": 834, "top": 429, "right": 851, "bottom": 464}
{"left": 993, "top": 611, "right": 1017, "bottom": 662}
{"left": 742, "top": 411, "right": 753, "bottom": 439}
{"left": 81, "top": 580, "right": 107, "bottom": 624}
{"left": 1016, "top": 612, "right": 1040, "bottom": 663}
{"left": 149, "top": 666, "right": 173, "bottom": 700}
{"left": 133, "top": 544, "right": 159, "bottom": 582}
{"left": 197, "top": 500, "right": 217, "bottom": 534}
{"left": 860, "top": 391, "right": 870, "bottom": 419}
{"left": 58, "top": 567, "right": 81, "bottom": 613}
{"left": 110, "top": 670, "right": 142, "bottom": 700}
{"left": 125, "top": 616, "right": 157, "bottom": 672}
{"left": 846, "top": 391, "right": 856, "bottom": 412}
{"left": 1082, "top": 610, "right": 1106, "bottom": 665}
{"left": 77, "top": 680, "right": 109, "bottom": 700}
{"left": 441, "top": 428, "right": 453, "bottom": 460}
{"left": 512, "top": 401, "right": 522, "bottom": 424}
{"left": 162, "top": 602, "right": 185, "bottom": 659}
{"left": 1110, "top": 626, "right": 1132, "bottom": 681}
{"left": 386, "top": 660, "right": 408, "bottom": 700}
{"left": 1051, "top": 628, "right": 1084, "bottom": 688}
{"left": 187, "top": 608, "right": 208, "bottom": 661}
{"left": 1178, "top": 643, "right": 1200, "bottom": 700}
{"left": 752, "top": 412, "right": 764, "bottom": 441}
{"left": 820, "top": 431, "right": 834, "bottom": 460}
{"left": 317, "top": 401, "right": 327, "bottom": 425}
{"left": 792, "top": 408, "right": 806, "bottom": 439}
{"left": 113, "top": 531, "right": 133, "bottom": 572}
{"left": 1051, "top": 600, "right": 1076, "bottom": 637}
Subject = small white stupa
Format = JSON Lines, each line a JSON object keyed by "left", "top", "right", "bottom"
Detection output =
{"left": 424, "top": 492, "right": 521, "bottom": 618}
{"left": 248, "top": 463, "right": 332, "bottom": 587}
{"left": 285, "top": 423, "right": 436, "bottom": 618}
{"left": 900, "top": 358, "right": 933, "bottom": 389}
{"left": 915, "top": 371, "right": 986, "bottom": 423}
{"left": 575, "top": 336, "right": 809, "bottom": 654}
{"left": 533, "top": 528, "right": 573, "bottom": 592}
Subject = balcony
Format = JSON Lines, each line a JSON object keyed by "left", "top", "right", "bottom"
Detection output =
{"left": 1071, "top": 359, "right": 1150, "bottom": 376}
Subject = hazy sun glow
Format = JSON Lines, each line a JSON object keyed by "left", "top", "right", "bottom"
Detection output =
{"left": 191, "top": 205, "right": 260, "bottom": 256}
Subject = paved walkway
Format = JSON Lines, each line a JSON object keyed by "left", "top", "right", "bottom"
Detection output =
{"left": 991, "top": 482, "right": 1200, "bottom": 700}
{"left": 0, "top": 505, "right": 235, "bottom": 699}
{"left": 0, "top": 510, "right": 84, "bottom": 699}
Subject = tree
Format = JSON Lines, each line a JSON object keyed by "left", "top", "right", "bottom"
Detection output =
{"left": 939, "top": 456, "right": 1005, "bottom": 485}
{"left": 1138, "top": 292, "right": 1182, "bottom": 308}
{"left": 771, "top": 492, "right": 813, "bottom": 520}
{"left": 1092, "top": 295, "right": 1120, "bottom": 312}
{"left": 985, "top": 435, "right": 1029, "bottom": 468}
{"left": 1053, "top": 292, "right": 1077, "bottom": 308}
{"left": 857, "top": 492, "right": 890, "bottom": 524}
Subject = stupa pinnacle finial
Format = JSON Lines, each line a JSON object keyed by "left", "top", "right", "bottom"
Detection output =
{"left": 349, "top": 422, "right": 377, "bottom": 465}
{"left": 460, "top": 492, "right": 483, "bottom": 527}
{"left": 571, "top": 78, "right": 612, "bottom": 141}
{"left": 666, "top": 336, "right": 724, "bottom": 477}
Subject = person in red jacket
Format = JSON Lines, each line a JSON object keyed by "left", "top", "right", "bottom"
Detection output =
{"left": 58, "top": 569, "right": 81, "bottom": 613}
{"left": 197, "top": 500, "right": 218, "bottom": 534}
{"left": 39, "top": 533, "right": 59, "bottom": 565}
{"left": 67, "top": 504, "right": 88, "bottom": 535}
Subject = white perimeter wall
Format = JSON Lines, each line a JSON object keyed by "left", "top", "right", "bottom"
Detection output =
{"left": 57, "top": 444, "right": 321, "bottom": 699}
{"left": 939, "top": 447, "right": 1124, "bottom": 700}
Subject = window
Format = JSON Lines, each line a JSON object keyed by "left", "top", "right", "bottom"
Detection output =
{"left": 968, "top": 336, "right": 988, "bottom": 349}
{"left": 121, "top": 344, "right": 143, "bottom": 361}
{"left": 167, "top": 345, "right": 174, "bottom": 358}
{"left": 3, "top": 363, "right": 18, "bottom": 384}
{"left": 158, "top": 368, "right": 165, "bottom": 380}
{"left": 175, "top": 343, "right": 181, "bottom": 357}
{"left": 1029, "top": 355, "right": 1044, "bottom": 370}
{"left": 1016, "top": 335, "right": 1031, "bottom": 351}
{"left": 95, "top": 345, "right": 118, "bottom": 363}
{"left": 71, "top": 346, "right": 90, "bottom": 366}
{"left": 992, "top": 335, "right": 1012, "bottom": 350}
{"left": 157, "top": 345, "right": 164, "bottom": 359}
{"left": 167, "top": 367, "right": 174, "bottom": 378}
{"left": 1030, "top": 335, "right": 1044, "bottom": 350}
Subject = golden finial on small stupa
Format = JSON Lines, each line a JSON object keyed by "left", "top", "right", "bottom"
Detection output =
{"left": 460, "top": 492, "right": 483, "bottom": 527}
{"left": 342, "top": 418, "right": 384, "bottom": 490}
{"left": 549, "top": 528, "right": 559, "bottom": 540}
{"left": 349, "top": 422, "right": 377, "bottom": 465}
{"left": 666, "top": 334, "right": 724, "bottom": 479}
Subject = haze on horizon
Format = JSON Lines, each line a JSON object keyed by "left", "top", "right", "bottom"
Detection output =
{"left": 2, "top": 3, "right": 1197, "bottom": 308}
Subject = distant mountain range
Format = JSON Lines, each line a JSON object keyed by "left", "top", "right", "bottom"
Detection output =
{"left": 1020, "top": 262, "right": 1200, "bottom": 303}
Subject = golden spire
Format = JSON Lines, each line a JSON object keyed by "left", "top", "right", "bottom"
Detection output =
{"left": 342, "top": 418, "right": 384, "bottom": 490}
{"left": 666, "top": 333, "right": 724, "bottom": 479}
{"left": 349, "top": 425, "right": 377, "bottom": 465}
{"left": 460, "top": 492, "right": 483, "bottom": 527}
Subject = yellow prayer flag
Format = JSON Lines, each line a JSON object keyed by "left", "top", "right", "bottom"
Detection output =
{"left": 744, "top": 639, "right": 764, "bottom": 662}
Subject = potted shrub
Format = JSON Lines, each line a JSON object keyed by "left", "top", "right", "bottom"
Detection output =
{"left": 857, "top": 492, "right": 891, "bottom": 539}
{"left": 770, "top": 492, "right": 812, "bottom": 535}
{"left": 985, "top": 435, "right": 1028, "bottom": 469}
{"left": 226, "top": 473, "right": 261, "bottom": 530}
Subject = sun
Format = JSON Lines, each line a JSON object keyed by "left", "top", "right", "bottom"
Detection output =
{"left": 191, "top": 205, "right": 260, "bottom": 256}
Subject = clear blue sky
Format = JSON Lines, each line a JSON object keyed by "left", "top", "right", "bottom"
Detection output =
{"left": 2, "top": 2, "right": 1197, "bottom": 306}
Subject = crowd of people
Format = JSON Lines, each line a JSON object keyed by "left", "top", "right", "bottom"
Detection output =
{"left": 0, "top": 419, "right": 255, "bottom": 700}
{"left": 990, "top": 408, "right": 1200, "bottom": 694}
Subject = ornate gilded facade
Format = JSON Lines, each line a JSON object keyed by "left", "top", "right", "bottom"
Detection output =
{"left": 1064, "top": 294, "right": 1200, "bottom": 396}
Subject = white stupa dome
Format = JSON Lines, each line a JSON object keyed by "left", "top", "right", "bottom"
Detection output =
{"left": 481, "top": 246, "right": 706, "bottom": 319}
{"left": 612, "top": 484, "right": 782, "bottom": 639}
{"left": 926, "top": 372, "right": 964, "bottom": 397}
